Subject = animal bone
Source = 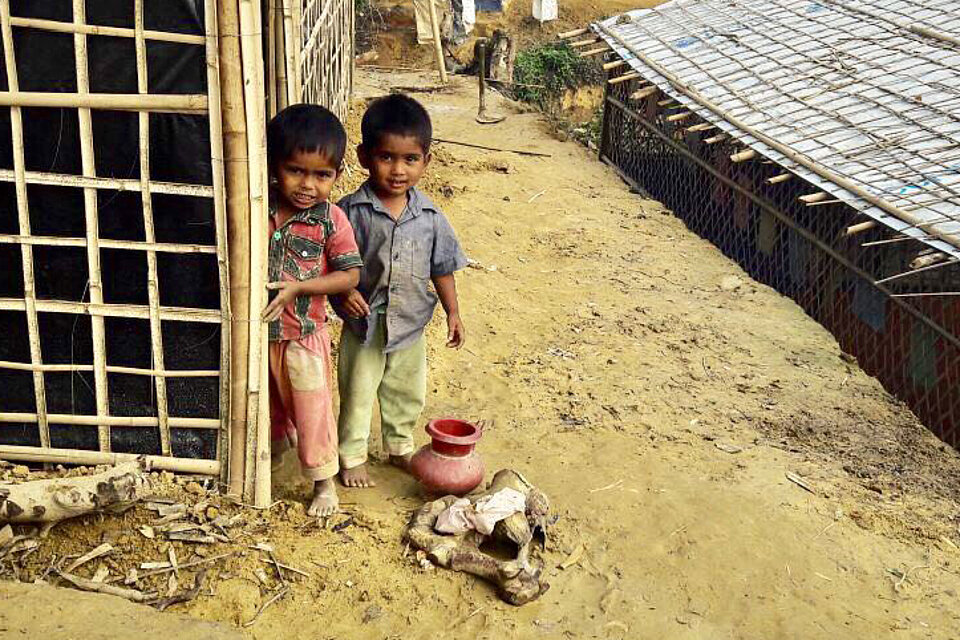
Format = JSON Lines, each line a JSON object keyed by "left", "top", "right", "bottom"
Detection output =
{"left": 403, "top": 469, "right": 550, "bottom": 605}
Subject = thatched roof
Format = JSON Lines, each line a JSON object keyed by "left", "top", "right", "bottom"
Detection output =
{"left": 594, "top": 0, "right": 960, "bottom": 259}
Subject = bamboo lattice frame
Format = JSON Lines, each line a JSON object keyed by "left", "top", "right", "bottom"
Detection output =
{"left": 0, "top": 0, "right": 230, "bottom": 475}
{"left": 299, "top": 0, "right": 354, "bottom": 121}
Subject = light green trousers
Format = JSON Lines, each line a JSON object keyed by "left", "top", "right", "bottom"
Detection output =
{"left": 337, "top": 315, "right": 426, "bottom": 469}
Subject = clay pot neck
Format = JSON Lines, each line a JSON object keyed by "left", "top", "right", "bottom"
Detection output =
{"left": 426, "top": 419, "right": 481, "bottom": 458}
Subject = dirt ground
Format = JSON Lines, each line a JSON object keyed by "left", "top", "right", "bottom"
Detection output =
{"left": 4, "top": 71, "right": 960, "bottom": 639}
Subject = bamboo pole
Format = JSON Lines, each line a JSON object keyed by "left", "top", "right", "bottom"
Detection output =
{"left": 8, "top": 16, "right": 205, "bottom": 44}
{"left": 845, "top": 220, "right": 878, "bottom": 235}
{"left": 730, "top": 149, "right": 757, "bottom": 162}
{"left": 274, "top": 2, "right": 289, "bottom": 112}
{"left": 218, "top": 0, "right": 252, "bottom": 499}
{"left": 427, "top": 0, "right": 447, "bottom": 84}
{"left": 0, "top": 413, "right": 219, "bottom": 429}
{"left": 203, "top": 0, "right": 232, "bottom": 488}
{"left": 687, "top": 123, "right": 715, "bottom": 133}
{"left": 239, "top": 0, "right": 271, "bottom": 506}
{"left": 282, "top": 0, "right": 300, "bottom": 104}
{"left": 596, "top": 20, "right": 960, "bottom": 253}
{"left": 0, "top": 91, "right": 208, "bottom": 112}
{"left": 0, "top": 298, "right": 221, "bottom": 323}
{"left": 705, "top": 134, "right": 728, "bottom": 144}
{"left": 602, "top": 59, "right": 626, "bottom": 71}
{"left": 799, "top": 192, "right": 829, "bottom": 203}
{"left": 569, "top": 38, "right": 600, "bottom": 48}
{"left": 1, "top": 0, "right": 48, "bottom": 449}
{"left": 0, "top": 235, "right": 217, "bottom": 254}
{"left": 557, "top": 27, "right": 589, "bottom": 39}
{"left": 134, "top": 0, "right": 171, "bottom": 457}
{"left": 630, "top": 86, "right": 658, "bottom": 101}
{"left": 0, "top": 169, "right": 215, "bottom": 197}
{"left": 767, "top": 173, "right": 792, "bottom": 184}
{"left": 72, "top": 0, "right": 111, "bottom": 453}
{"left": 267, "top": 0, "right": 277, "bottom": 118}
{"left": 607, "top": 72, "right": 640, "bottom": 85}
{"left": 667, "top": 111, "right": 692, "bottom": 123}
{"left": 578, "top": 46, "right": 611, "bottom": 58}
{"left": 0, "top": 360, "right": 218, "bottom": 377}
{"left": 0, "top": 445, "right": 219, "bottom": 475}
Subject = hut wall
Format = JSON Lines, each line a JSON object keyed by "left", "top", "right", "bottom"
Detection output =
{"left": 600, "top": 79, "right": 960, "bottom": 447}
{"left": 0, "top": 0, "right": 229, "bottom": 473}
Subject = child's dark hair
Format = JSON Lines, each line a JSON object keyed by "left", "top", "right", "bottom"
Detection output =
{"left": 268, "top": 103, "right": 347, "bottom": 171}
{"left": 361, "top": 94, "right": 432, "bottom": 153}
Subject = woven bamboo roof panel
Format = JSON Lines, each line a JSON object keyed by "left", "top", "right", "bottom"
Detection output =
{"left": 594, "top": 0, "right": 960, "bottom": 258}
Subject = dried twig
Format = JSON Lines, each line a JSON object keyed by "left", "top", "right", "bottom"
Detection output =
{"left": 152, "top": 570, "right": 207, "bottom": 612}
{"left": 64, "top": 543, "right": 113, "bottom": 573}
{"left": 432, "top": 137, "right": 551, "bottom": 158}
{"left": 243, "top": 587, "right": 289, "bottom": 627}
{"left": 785, "top": 472, "right": 815, "bottom": 494}
{"left": 58, "top": 571, "right": 156, "bottom": 603}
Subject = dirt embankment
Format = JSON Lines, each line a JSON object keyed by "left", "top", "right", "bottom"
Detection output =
{"left": 3, "top": 72, "right": 960, "bottom": 639}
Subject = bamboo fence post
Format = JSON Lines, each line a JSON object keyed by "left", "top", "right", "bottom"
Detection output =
{"left": 0, "top": 413, "right": 219, "bottom": 429}
{"left": 282, "top": 0, "right": 300, "bottom": 104}
{"left": 239, "top": 0, "right": 272, "bottom": 506}
{"left": 72, "top": 0, "right": 111, "bottom": 452}
{"left": 267, "top": 1, "right": 277, "bottom": 117}
{"left": 8, "top": 16, "right": 206, "bottom": 44}
{"left": 218, "top": 0, "right": 252, "bottom": 498}
{"left": 275, "top": 4, "right": 289, "bottom": 112}
{"left": 134, "top": 0, "right": 172, "bottom": 456}
{"left": 427, "top": 0, "right": 447, "bottom": 84}
{"left": 0, "top": 0, "right": 48, "bottom": 448}
{"left": 0, "top": 91, "right": 208, "bottom": 112}
{"left": 204, "top": 0, "right": 232, "bottom": 487}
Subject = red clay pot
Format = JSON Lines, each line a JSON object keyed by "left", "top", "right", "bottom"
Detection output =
{"left": 410, "top": 418, "right": 484, "bottom": 496}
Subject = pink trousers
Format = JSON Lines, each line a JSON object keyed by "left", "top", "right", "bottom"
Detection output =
{"left": 269, "top": 329, "right": 339, "bottom": 481}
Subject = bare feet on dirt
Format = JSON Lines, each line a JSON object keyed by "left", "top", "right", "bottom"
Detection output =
{"left": 340, "top": 463, "right": 377, "bottom": 488}
{"left": 390, "top": 453, "right": 413, "bottom": 472}
{"left": 307, "top": 478, "right": 339, "bottom": 517}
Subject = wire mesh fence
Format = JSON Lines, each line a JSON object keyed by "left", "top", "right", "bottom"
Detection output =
{"left": 601, "top": 78, "right": 960, "bottom": 448}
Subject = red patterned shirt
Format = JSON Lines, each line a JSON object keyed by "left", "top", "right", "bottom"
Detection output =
{"left": 268, "top": 202, "right": 362, "bottom": 342}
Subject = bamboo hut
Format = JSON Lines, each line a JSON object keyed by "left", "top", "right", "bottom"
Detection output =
{"left": 566, "top": 0, "right": 960, "bottom": 446}
{"left": 0, "top": 0, "right": 355, "bottom": 505}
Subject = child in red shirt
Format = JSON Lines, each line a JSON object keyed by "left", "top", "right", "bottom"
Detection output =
{"left": 262, "top": 105, "right": 362, "bottom": 516}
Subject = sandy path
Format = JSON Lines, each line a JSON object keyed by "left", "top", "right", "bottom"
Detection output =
{"left": 6, "top": 71, "right": 960, "bottom": 639}
{"left": 198, "top": 72, "right": 960, "bottom": 639}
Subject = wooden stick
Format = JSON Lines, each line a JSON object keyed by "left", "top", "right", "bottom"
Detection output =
{"left": 667, "top": 111, "right": 692, "bottom": 122}
{"left": 0, "top": 360, "right": 218, "bottom": 377}
{"left": 687, "top": 123, "right": 715, "bottom": 132}
{"left": 266, "top": 0, "right": 277, "bottom": 118}
{"left": 767, "top": 173, "right": 792, "bottom": 184}
{"left": 203, "top": 0, "right": 232, "bottom": 488}
{"left": 705, "top": 134, "right": 728, "bottom": 144}
{"left": 427, "top": 0, "right": 447, "bottom": 84}
{"left": 602, "top": 59, "right": 626, "bottom": 71}
{"left": 607, "top": 72, "right": 640, "bottom": 85}
{"left": 274, "top": 1, "right": 288, "bottom": 111}
{"left": 596, "top": 20, "right": 960, "bottom": 253}
{"left": 875, "top": 257, "right": 960, "bottom": 284}
{"left": 0, "top": 91, "right": 208, "bottom": 113}
{"left": 0, "top": 413, "right": 219, "bottom": 429}
{"left": 0, "top": 298, "right": 221, "bottom": 323}
{"left": 218, "top": 0, "right": 251, "bottom": 500}
{"left": 730, "top": 149, "right": 757, "bottom": 163}
{"left": 845, "top": 220, "right": 878, "bottom": 235}
{"left": 657, "top": 98, "right": 676, "bottom": 107}
{"left": 1, "top": 0, "right": 48, "bottom": 448}
{"left": 799, "top": 192, "right": 829, "bottom": 203}
{"left": 557, "top": 27, "right": 589, "bottom": 39}
{"left": 0, "top": 169, "right": 215, "bottom": 197}
{"left": 578, "top": 45, "right": 611, "bottom": 58}
{"left": 432, "top": 137, "right": 551, "bottom": 157}
{"left": 0, "top": 235, "right": 217, "bottom": 254}
{"left": 0, "top": 445, "right": 217, "bottom": 474}
{"left": 909, "top": 252, "right": 947, "bottom": 270}
{"left": 9, "top": 16, "right": 205, "bottom": 44}
{"left": 72, "top": 0, "right": 111, "bottom": 454}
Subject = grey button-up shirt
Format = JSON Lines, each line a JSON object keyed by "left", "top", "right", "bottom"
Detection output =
{"left": 333, "top": 182, "right": 468, "bottom": 352}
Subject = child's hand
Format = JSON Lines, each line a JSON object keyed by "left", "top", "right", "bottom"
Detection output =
{"left": 446, "top": 313, "right": 465, "bottom": 349}
{"left": 341, "top": 289, "right": 371, "bottom": 318}
{"left": 262, "top": 281, "right": 301, "bottom": 323}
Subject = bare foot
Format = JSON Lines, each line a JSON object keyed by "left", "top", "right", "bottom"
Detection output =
{"left": 389, "top": 453, "right": 413, "bottom": 472}
{"left": 339, "top": 463, "right": 376, "bottom": 488}
{"left": 307, "top": 478, "right": 339, "bottom": 517}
